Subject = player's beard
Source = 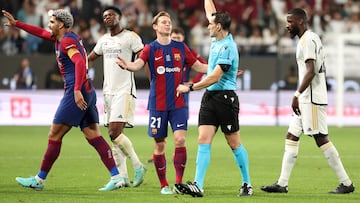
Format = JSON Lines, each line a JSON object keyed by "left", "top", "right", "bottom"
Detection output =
{"left": 289, "top": 27, "right": 299, "bottom": 38}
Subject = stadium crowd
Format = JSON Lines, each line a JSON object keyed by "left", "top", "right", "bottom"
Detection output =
{"left": 0, "top": 0, "right": 359, "bottom": 57}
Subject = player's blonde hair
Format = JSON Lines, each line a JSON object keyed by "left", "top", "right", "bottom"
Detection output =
{"left": 152, "top": 11, "right": 171, "bottom": 25}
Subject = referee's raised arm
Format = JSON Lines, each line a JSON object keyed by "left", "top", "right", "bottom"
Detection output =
{"left": 204, "top": 0, "right": 216, "bottom": 21}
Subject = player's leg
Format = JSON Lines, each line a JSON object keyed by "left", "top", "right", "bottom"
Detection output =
{"left": 169, "top": 108, "right": 188, "bottom": 184}
{"left": 111, "top": 142, "right": 130, "bottom": 187}
{"left": 83, "top": 123, "right": 125, "bottom": 191}
{"left": 261, "top": 113, "right": 302, "bottom": 193}
{"left": 15, "top": 123, "right": 71, "bottom": 190}
{"left": 107, "top": 94, "right": 146, "bottom": 187}
{"left": 312, "top": 105, "right": 354, "bottom": 194}
{"left": 148, "top": 110, "right": 172, "bottom": 194}
{"left": 81, "top": 92, "right": 124, "bottom": 191}
{"left": 15, "top": 93, "right": 75, "bottom": 190}
{"left": 114, "top": 132, "right": 146, "bottom": 187}
{"left": 174, "top": 125, "right": 215, "bottom": 197}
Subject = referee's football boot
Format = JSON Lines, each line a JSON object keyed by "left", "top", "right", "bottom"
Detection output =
{"left": 16, "top": 176, "right": 44, "bottom": 191}
{"left": 174, "top": 182, "right": 204, "bottom": 197}
{"left": 329, "top": 183, "right": 355, "bottom": 194}
{"left": 260, "top": 182, "right": 288, "bottom": 193}
{"left": 239, "top": 183, "right": 254, "bottom": 196}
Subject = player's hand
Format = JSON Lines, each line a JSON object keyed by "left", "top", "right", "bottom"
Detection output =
{"left": 74, "top": 90, "right": 87, "bottom": 111}
{"left": 116, "top": 56, "right": 128, "bottom": 70}
{"left": 2, "top": 10, "right": 17, "bottom": 27}
{"left": 176, "top": 84, "right": 190, "bottom": 96}
{"left": 291, "top": 96, "right": 300, "bottom": 116}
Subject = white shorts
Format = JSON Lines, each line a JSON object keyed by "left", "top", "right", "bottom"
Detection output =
{"left": 103, "top": 93, "right": 136, "bottom": 127}
{"left": 288, "top": 103, "right": 328, "bottom": 137}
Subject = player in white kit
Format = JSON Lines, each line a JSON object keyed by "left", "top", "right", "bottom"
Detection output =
{"left": 88, "top": 6, "right": 146, "bottom": 187}
{"left": 261, "top": 8, "right": 354, "bottom": 194}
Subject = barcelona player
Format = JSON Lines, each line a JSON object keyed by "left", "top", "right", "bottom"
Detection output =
{"left": 116, "top": 11, "right": 207, "bottom": 194}
{"left": 2, "top": 9, "right": 124, "bottom": 191}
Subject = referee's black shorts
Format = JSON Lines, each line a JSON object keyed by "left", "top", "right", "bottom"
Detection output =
{"left": 198, "top": 90, "right": 240, "bottom": 134}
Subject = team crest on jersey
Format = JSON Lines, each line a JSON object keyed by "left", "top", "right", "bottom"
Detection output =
{"left": 174, "top": 53, "right": 181, "bottom": 61}
{"left": 151, "top": 128, "right": 158, "bottom": 135}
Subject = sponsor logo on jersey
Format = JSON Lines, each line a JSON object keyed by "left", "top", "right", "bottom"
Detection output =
{"left": 156, "top": 66, "right": 181, "bottom": 74}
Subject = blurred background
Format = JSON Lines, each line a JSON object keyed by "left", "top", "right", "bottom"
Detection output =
{"left": 0, "top": 0, "right": 359, "bottom": 126}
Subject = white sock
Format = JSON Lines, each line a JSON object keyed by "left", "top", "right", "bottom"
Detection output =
{"left": 113, "top": 133, "right": 142, "bottom": 169}
{"left": 278, "top": 139, "right": 299, "bottom": 186}
{"left": 112, "top": 144, "right": 128, "bottom": 178}
{"left": 321, "top": 142, "right": 352, "bottom": 186}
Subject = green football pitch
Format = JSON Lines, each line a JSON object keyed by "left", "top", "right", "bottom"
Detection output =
{"left": 0, "top": 126, "right": 359, "bottom": 203}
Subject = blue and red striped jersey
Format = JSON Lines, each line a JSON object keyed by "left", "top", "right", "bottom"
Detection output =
{"left": 139, "top": 40, "right": 197, "bottom": 111}
{"left": 55, "top": 32, "right": 91, "bottom": 93}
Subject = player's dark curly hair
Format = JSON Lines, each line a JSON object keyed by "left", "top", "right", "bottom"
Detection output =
{"left": 103, "top": 6, "right": 122, "bottom": 16}
{"left": 211, "top": 11, "right": 231, "bottom": 31}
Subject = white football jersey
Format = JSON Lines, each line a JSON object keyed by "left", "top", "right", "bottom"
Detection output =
{"left": 296, "top": 30, "right": 327, "bottom": 105}
{"left": 93, "top": 30, "right": 144, "bottom": 95}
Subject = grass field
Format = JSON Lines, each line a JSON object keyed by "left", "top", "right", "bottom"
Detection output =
{"left": 0, "top": 125, "right": 359, "bottom": 203}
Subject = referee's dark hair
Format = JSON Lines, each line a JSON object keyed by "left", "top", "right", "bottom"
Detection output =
{"left": 103, "top": 6, "right": 122, "bottom": 16}
{"left": 211, "top": 11, "right": 231, "bottom": 31}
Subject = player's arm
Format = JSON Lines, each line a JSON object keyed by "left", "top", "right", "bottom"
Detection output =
{"left": 87, "top": 51, "right": 100, "bottom": 68}
{"left": 205, "top": 0, "right": 217, "bottom": 21}
{"left": 68, "top": 47, "right": 88, "bottom": 111}
{"left": 191, "top": 60, "right": 208, "bottom": 74}
{"left": 116, "top": 57, "right": 145, "bottom": 72}
{"left": 116, "top": 45, "right": 148, "bottom": 72}
{"left": 298, "top": 59, "right": 315, "bottom": 93}
{"left": 292, "top": 59, "right": 315, "bottom": 115}
{"left": 2, "top": 10, "right": 54, "bottom": 41}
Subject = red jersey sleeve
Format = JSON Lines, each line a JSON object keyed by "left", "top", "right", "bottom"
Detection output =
{"left": 16, "top": 21, "right": 55, "bottom": 42}
{"left": 139, "top": 44, "right": 150, "bottom": 63}
{"left": 62, "top": 37, "right": 87, "bottom": 91}
{"left": 191, "top": 49, "right": 207, "bottom": 64}
{"left": 61, "top": 37, "right": 78, "bottom": 51}
{"left": 184, "top": 44, "right": 197, "bottom": 67}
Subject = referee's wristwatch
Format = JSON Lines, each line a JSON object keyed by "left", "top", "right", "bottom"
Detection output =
{"left": 189, "top": 84, "right": 194, "bottom": 91}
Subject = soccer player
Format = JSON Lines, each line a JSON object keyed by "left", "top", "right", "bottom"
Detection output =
{"left": 2, "top": 9, "right": 124, "bottom": 191}
{"left": 147, "top": 27, "right": 206, "bottom": 163}
{"left": 116, "top": 11, "right": 207, "bottom": 195}
{"left": 260, "top": 8, "right": 355, "bottom": 194}
{"left": 88, "top": 6, "right": 146, "bottom": 187}
{"left": 174, "top": 0, "right": 253, "bottom": 197}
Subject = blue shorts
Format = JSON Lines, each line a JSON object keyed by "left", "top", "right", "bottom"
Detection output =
{"left": 148, "top": 107, "right": 188, "bottom": 139}
{"left": 53, "top": 88, "right": 99, "bottom": 130}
